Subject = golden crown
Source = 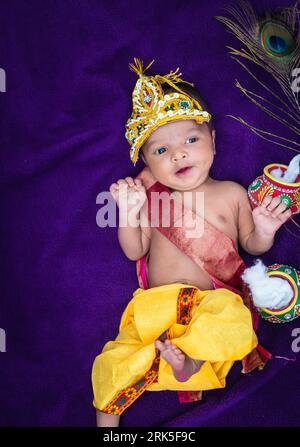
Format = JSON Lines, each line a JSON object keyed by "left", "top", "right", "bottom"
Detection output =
{"left": 125, "top": 59, "right": 212, "bottom": 165}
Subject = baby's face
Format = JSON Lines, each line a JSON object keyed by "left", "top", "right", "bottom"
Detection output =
{"left": 141, "top": 119, "right": 216, "bottom": 191}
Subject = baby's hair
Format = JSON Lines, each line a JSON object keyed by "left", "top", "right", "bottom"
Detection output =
{"left": 161, "top": 82, "right": 215, "bottom": 132}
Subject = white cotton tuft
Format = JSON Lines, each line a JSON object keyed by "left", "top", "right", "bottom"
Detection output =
{"left": 242, "top": 259, "right": 293, "bottom": 309}
{"left": 270, "top": 167, "right": 284, "bottom": 180}
{"left": 270, "top": 154, "right": 300, "bottom": 183}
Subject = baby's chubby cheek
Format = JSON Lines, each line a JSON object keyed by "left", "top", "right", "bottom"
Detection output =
{"left": 143, "top": 159, "right": 164, "bottom": 178}
{"left": 148, "top": 164, "right": 173, "bottom": 185}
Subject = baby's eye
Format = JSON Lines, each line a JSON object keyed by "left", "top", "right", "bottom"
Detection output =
{"left": 186, "top": 137, "right": 198, "bottom": 144}
{"left": 154, "top": 147, "right": 167, "bottom": 155}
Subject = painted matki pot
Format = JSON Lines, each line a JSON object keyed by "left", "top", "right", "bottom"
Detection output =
{"left": 248, "top": 163, "right": 300, "bottom": 215}
{"left": 255, "top": 264, "right": 300, "bottom": 323}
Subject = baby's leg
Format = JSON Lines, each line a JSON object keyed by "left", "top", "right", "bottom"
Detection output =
{"left": 155, "top": 339, "right": 204, "bottom": 382}
{"left": 96, "top": 410, "right": 120, "bottom": 427}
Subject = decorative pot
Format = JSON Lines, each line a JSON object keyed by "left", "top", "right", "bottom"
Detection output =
{"left": 255, "top": 264, "right": 300, "bottom": 323}
{"left": 248, "top": 163, "right": 300, "bottom": 215}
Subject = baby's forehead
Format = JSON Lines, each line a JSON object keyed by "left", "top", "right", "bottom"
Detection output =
{"left": 143, "top": 120, "right": 204, "bottom": 149}
{"left": 152, "top": 119, "right": 200, "bottom": 135}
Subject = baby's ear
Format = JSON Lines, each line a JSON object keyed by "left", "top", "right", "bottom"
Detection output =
{"left": 140, "top": 149, "right": 148, "bottom": 165}
{"left": 212, "top": 129, "right": 216, "bottom": 154}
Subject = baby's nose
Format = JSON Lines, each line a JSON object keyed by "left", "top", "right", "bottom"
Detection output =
{"left": 172, "top": 151, "right": 187, "bottom": 162}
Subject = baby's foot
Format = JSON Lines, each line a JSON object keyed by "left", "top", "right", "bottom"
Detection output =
{"left": 155, "top": 339, "right": 202, "bottom": 382}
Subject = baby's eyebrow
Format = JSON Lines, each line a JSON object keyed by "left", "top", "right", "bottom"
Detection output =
{"left": 185, "top": 127, "right": 203, "bottom": 135}
{"left": 146, "top": 140, "right": 159, "bottom": 150}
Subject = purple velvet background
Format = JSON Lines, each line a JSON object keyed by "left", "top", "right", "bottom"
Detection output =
{"left": 1, "top": 0, "right": 300, "bottom": 426}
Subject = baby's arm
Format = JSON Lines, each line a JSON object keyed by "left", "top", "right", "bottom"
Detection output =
{"left": 110, "top": 177, "right": 150, "bottom": 261}
{"left": 235, "top": 184, "right": 292, "bottom": 255}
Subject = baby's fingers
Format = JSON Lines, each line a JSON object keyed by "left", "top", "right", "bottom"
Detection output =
{"left": 125, "top": 177, "right": 135, "bottom": 187}
{"left": 109, "top": 183, "right": 119, "bottom": 195}
{"left": 260, "top": 196, "right": 273, "bottom": 208}
{"left": 271, "top": 201, "right": 289, "bottom": 218}
{"left": 134, "top": 178, "right": 146, "bottom": 191}
{"left": 134, "top": 178, "right": 143, "bottom": 187}
{"left": 266, "top": 196, "right": 281, "bottom": 211}
{"left": 117, "top": 179, "right": 128, "bottom": 188}
{"left": 277, "top": 207, "right": 292, "bottom": 222}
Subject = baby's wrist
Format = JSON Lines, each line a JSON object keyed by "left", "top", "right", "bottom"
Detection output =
{"left": 118, "top": 208, "right": 141, "bottom": 228}
{"left": 253, "top": 226, "right": 275, "bottom": 240}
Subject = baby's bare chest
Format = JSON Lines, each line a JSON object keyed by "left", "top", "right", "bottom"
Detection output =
{"left": 200, "top": 201, "right": 238, "bottom": 244}
{"left": 177, "top": 187, "right": 238, "bottom": 243}
{"left": 145, "top": 187, "right": 239, "bottom": 289}
{"left": 149, "top": 189, "right": 238, "bottom": 255}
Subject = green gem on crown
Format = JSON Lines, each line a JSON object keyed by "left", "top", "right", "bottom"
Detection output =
{"left": 179, "top": 100, "right": 190, "bottom": 109}
{"left": 165, "top": 104, "right": 175, "bottom": 111}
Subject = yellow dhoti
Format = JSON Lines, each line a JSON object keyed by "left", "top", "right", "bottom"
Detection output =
{"left": 92, "top": 283, "right": 257, "bottom": 414}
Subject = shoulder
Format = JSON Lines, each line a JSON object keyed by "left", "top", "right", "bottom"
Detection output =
{"left": 221, "top": 180, "right": 248, "bottom": 199}
{"left": 212, "top": 181, "right": 252, "bottom": 216}
{"left": 212, "top": 180, "right": 248, "bottom": 200}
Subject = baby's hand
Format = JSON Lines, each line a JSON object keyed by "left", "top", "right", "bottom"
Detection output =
{"left": 109, "top": 177, "right": 147, "bottom": 213}
{"left": 252, "top": 195, "right": 292, "bottom": 237}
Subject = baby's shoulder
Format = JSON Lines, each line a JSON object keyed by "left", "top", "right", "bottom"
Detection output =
{"left": 213, "top": 179, "right": 246, "bottom": 193}
{"left": 212, "top": 180, "right": 248, "bottom": 204}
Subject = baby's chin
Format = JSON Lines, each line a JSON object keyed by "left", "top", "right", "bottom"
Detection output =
{"left": 157, "top": 179, "right": 204, "bottom": 192}
{"left": 155, "top": 172, "right": 208, "bottom": 191}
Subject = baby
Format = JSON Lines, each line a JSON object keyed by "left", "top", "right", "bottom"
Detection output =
{"left": 92, "top": 59, "right": 292, "bottom": 427}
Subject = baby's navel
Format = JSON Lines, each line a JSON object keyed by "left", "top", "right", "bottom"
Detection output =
{"left": 172, "top": 279, "right": 190, "bottom": 285}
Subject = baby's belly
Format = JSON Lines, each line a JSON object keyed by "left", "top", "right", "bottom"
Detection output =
{"left": 147, "top": 231, "right": 214, "bottom": 291}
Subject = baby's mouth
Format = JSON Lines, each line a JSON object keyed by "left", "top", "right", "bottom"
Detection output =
{"left": 175, "top": 166, "right": 193, "bottom": 176}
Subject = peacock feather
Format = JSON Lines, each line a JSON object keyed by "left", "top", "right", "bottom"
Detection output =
{"left": 215, "top": 0, "right": 300, "bottom": 154}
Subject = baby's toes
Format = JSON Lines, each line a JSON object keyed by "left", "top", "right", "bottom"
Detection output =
{"left": 172, "top": 345, "right": 184, "bottom": 357}
{"left": 176, "top": 352, "right": 185, "bottom": 361}
{"left": 155, "top": 340, "right": 165, "bottom": 351}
